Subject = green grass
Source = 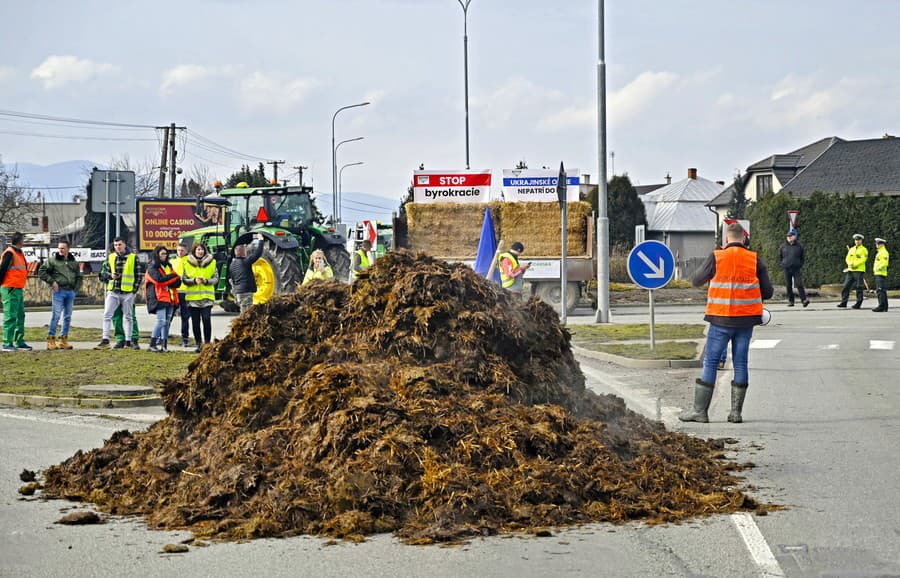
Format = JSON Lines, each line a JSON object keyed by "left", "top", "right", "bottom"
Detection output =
{"left": 579, "top": 341, "right": 699, "bottom": 360}
{"left": 0, "top": 350, "right": 194, "bottom": 397}
{"left": 568, "top": 323, "right": 705, "bottom": 342}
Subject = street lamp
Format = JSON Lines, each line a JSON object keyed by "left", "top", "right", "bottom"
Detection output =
{"left": 457, "top": 0, "right": 473, "bottom": 169}
{"left": 335, "top": 137, "right": 364, "bottom": 223}
{"left": 331, "top": 102, "right": 370, "bottom": 225}
{"left": 339, "top": 161, "right": 365, "bottom": 199}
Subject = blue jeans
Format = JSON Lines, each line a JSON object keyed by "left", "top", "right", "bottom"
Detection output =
{"left": 49, "top": 288, "right": 76, "bottom": 337}
{"left": 151, "top": 304, "right": 175, "bottom": 343}
{"left": 701, "top": 324, "right": 754, "bottom": 385}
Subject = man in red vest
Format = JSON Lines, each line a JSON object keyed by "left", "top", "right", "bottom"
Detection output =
{"left": 0, "top": 232, "right": 32, "bottom": 351}
{"left": 680, "top": 222, "right": 773, "bottom": 424}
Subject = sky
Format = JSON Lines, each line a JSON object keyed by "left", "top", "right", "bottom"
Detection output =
{"left": 3, "top": 0, "right": 900, "bottom": 218}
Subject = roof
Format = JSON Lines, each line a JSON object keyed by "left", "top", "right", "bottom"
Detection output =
{"left": 779, "top": 137, "right": 900, "bottom": 196}
{"left": 642, "top": 175, "right": 723, "bottom": 232}
{"left": 634, "top": 183, "right": 667, "bottom": 196}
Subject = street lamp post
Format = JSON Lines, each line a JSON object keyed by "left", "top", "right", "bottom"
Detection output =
{"left": 595, "top": 0, "right": 610, "bottom": 323}
{"left": 331, "top": 102, "right": 370, "bottom": 225}
{"left": 335, "top": 137, "right": 364, "bottom": 222}
{"left": 457, "top": 0, "right": 473, "bottom": 169}
{"left": 339, "top": 161, "right": 365, "bottom": 200}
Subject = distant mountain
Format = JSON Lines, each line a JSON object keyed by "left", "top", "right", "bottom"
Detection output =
{"left": 1, "top": 160, "right": 102, "bottom": 202}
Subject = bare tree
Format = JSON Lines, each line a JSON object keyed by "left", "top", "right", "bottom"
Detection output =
{"left": 107, "top": 154, "right": 159, "bottom": 198}
{"left": 188, "top": 164, "right": 215, "bottom": 197}
{"left": 0, "top": 157, "right": 39, "bottom": 234}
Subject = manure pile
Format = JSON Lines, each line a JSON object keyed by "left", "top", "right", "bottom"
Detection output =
{"left": 38, "top": 251, "right": 770, "bottom": 544}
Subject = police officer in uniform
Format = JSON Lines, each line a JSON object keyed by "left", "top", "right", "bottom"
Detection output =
{"left": 838, "top": 233, "right": 868, "bottom": 309}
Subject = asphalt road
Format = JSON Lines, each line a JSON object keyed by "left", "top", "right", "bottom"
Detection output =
{"left": 2, "top": 301, "right": 899, "bottom": 576}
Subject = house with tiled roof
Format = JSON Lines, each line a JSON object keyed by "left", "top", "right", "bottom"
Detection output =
{"left": 708, "top": 136, "right": 900, "bottom": 228}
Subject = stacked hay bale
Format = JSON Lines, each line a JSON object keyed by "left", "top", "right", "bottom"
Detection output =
{"left": 38, "top": 252, "right": 771, "bottom": 544}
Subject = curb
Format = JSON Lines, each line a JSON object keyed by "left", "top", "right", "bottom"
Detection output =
{"left": 571, "top": 344, "right": 702, "bottom": 369}
{"left": 0, "top": 392, "right": 162, "bottom": 409}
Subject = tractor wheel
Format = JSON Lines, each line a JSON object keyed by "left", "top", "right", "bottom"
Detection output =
{"left": 325, "top": 245, "right": 351, "bottom": 283}
{"left": 252, "top": 239, "right": 304, "bottom": 304}
{"left": 533, "top": 281, "right": 580, "bottom": 314}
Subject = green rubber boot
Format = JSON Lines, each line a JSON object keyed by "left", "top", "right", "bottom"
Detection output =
{"left": 727, "top": 381, "right": 748, "bottom": 423}
{"left": 679, "top": 379, "right": 715, "bottom": 423}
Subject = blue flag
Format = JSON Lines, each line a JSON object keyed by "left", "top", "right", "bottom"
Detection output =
{"left": 474, "top": 207, "right": 500, "bottom": 283}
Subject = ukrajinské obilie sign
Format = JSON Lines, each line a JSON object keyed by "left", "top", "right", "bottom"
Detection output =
{"left": 501, "top": 168, "right": 580, "bottom": 203}
{"left": 413, "top": 170, "right": 491, "bottom": 204}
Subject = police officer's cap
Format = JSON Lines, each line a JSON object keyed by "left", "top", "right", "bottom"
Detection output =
{"left": 852, "top": 233, "right": 864, "bottom": 240}
{"left": 875, "top": 237, "right": 886, "bottom": 244}
{"left": 510, "top": 242, "right": 525, "bottom": 252}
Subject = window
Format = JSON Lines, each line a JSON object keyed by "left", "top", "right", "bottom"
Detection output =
{"left": 756, "top": 175, "right": 773, "bottom": 196}
{"left": 31, "top": 217, "right": 39, "bottom": 227}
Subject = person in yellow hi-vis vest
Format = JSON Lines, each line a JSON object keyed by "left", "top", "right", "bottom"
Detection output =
{"left": 838, "top": 233, "right": 868, "bottom": 309}
{"left": 182, "top": 242, "right": 218, "bottom": 352}
{"left": 349, "top": 240, "right": 372, "bottom": 282}
{"left": 498, "top": 241, "right": 531, "bottom": 299}
{"left": 96, "top": 237, "right": 141, "bottom": 350}
{"left": 872, "top": 237, "right": 889, "bottom": 312}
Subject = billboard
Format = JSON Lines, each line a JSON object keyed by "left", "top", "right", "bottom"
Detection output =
{"left": 413, "top": 170, "right": 491, "bottom": 204}
{"left": 501, "top": 169, "right": 580, "bottom": 202}
{"left": 135, "top": 199, "right": 205, "bottom": 251}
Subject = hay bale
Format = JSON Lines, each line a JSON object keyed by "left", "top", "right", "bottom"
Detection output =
{"left": 405, "top": 202, "right": 501, "bottom": 258}
{"left": 499, "top": 201, "right": 592, "bottom": 256}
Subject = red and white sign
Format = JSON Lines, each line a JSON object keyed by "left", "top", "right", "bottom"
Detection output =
{"left": 363, "top": 220, "right": 377, "bottom": 246}
{"left": 413, "top": 170, "right": 491, "bottom": 204}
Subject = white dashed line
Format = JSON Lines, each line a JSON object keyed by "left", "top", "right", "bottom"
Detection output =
{"left": 870, "top": 340, "right": 895, "bottom": 350}
{"left": 820, "top": 344, "right": 840, "bottom": 350}
{"left": 731, "top": 513, "right": 785, "bottom": 576}
{"left": 749, "top": 339, "right": 781, "bottom": 349}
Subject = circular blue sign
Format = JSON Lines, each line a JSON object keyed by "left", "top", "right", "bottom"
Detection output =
{"left": 627, "top": 240, "right": 675, "bottom": 290}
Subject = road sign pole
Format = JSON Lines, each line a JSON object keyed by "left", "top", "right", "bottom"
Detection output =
{"left": 104, "top": 174, "right": 110, "bottom": 254}
{"left": 649, "top": 289, "right": 656, "bottom": 352}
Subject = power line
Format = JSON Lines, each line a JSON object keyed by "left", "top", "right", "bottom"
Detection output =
{"left": 186, "top": 129, "right": 270, "bottom": 163}
{"left": 0, "top": 108, "right": 156, "bottom": 129}
{"left": 0, "top": 129, "right": 157, "bottom": 141}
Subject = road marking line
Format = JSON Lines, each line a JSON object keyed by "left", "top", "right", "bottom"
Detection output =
{"left": 870, "top": 340, "right": 895, "bottom": 350}
{"left": 820, "top": 344, "right": 840, "bottom": 350}
{"left": 0, "top": 411, "right": 120, "bottom": 432}
{"left": 750, "top": 339, "right": 780, "bottom": 349}
{"left": 731, "top": 513, "right": 785, "bottom": 577}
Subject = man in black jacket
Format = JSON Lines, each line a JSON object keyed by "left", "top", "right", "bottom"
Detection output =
{"left": 779, "top": 228, "right": 809, "bottom": 307}
{"left": 228, "top": 233, "right": 265, "bottom": 312}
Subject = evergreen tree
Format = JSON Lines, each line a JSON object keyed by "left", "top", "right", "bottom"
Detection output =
{"left": 727, "top": 172, "right": 749, "bottom": 219}
{"left": 607, "top": 174, "right": 647, "bottom": 248}
{"left": 224, "top": 165, "right": 270, "bottom": 188}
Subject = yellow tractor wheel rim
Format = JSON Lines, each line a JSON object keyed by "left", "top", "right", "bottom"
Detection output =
{"left": 252, "top": 259, "right": 276, "bottom": 304}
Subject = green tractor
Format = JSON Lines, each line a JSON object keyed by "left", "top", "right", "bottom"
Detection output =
{"left": 179, "top": 184, "right": 350, "bottom": 311}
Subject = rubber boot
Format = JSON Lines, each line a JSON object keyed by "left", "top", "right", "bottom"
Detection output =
{"left": 58, "top": 335, "right": 73, "bottom": 350}
{"left": 679, "top": 379, "right": 715, "bottom": 423}
{"left": 728, "top": 381, "right": 748, "bottom": 423}
{"left": 46, "top": 336, "right": 58, "bottom": 351}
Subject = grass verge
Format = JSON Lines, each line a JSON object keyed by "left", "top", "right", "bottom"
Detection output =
{"left": 568, "top": 323, "right": 705, "bottom": 341}
{"left": 0, "top": 350, "right": 194, "bottom": 397}
{"left": 23, "top": 326, "right": 152, "bottom": 342}
{"left": 578, "top": 341, "right": 699, "bottom": 360}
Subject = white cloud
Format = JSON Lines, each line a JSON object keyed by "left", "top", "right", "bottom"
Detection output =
{"left": 238, "top": 71, "right": 318, "bottom": 113}
{"left": 30, "top": 55, "right": 118, "bottom": 89}
{"left": 160, "top": 64, "right": 227, "bottom": 97}
{"left": 609, "top": 71, "right": 679, "bottom": 124}
{"left": 474, "top": 76, "right": 564, "bottom": 130}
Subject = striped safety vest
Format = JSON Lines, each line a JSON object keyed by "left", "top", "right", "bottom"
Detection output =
{"left": 0, "top": 248, "right": 27, "bottom": 289}
{"left": 705, "top": 247, "right": 763, "bottom": 317}
{"left": 106, "top": 253, "right": 137, "bottom": 292}
{"left": 498, "top": 252, "right": 520, "bottom": 289}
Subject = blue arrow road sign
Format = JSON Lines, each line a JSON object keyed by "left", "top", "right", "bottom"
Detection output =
{"left": 627, "top": 240, "right": 675, "bottom": 290}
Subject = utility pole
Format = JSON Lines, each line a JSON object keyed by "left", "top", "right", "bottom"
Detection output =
{"left": 294, "top": 165, "right": 308, "bottom": 186}
{"left": 267, "top": 160, "right": 285, "bottom": 184}
{"left": 157, "top": 125, "right": 170, "bottom": 197}
{"left": 167, "top": 122, "right": 177, "bottom": 198}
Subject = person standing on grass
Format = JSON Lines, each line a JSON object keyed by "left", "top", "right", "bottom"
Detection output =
{"left": 182, "top": 242, "right": 217, "bottom": 352}
{"left": 38, "top": 240, "right": 83, "bottom": 350}
{"left": 144, "top": 245, "right": 181, "bottom": 352}
{"left": 0, "top": 232, "right": 31, "bottom": 352}
{"left": 95, "top": 237, "right": 142, "bottom": 350}
{"left": 170, "top": 241, "right": 192, "bottom": 347}
{"left": 680, "top": 222, "right": 773, "bottom": 424}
